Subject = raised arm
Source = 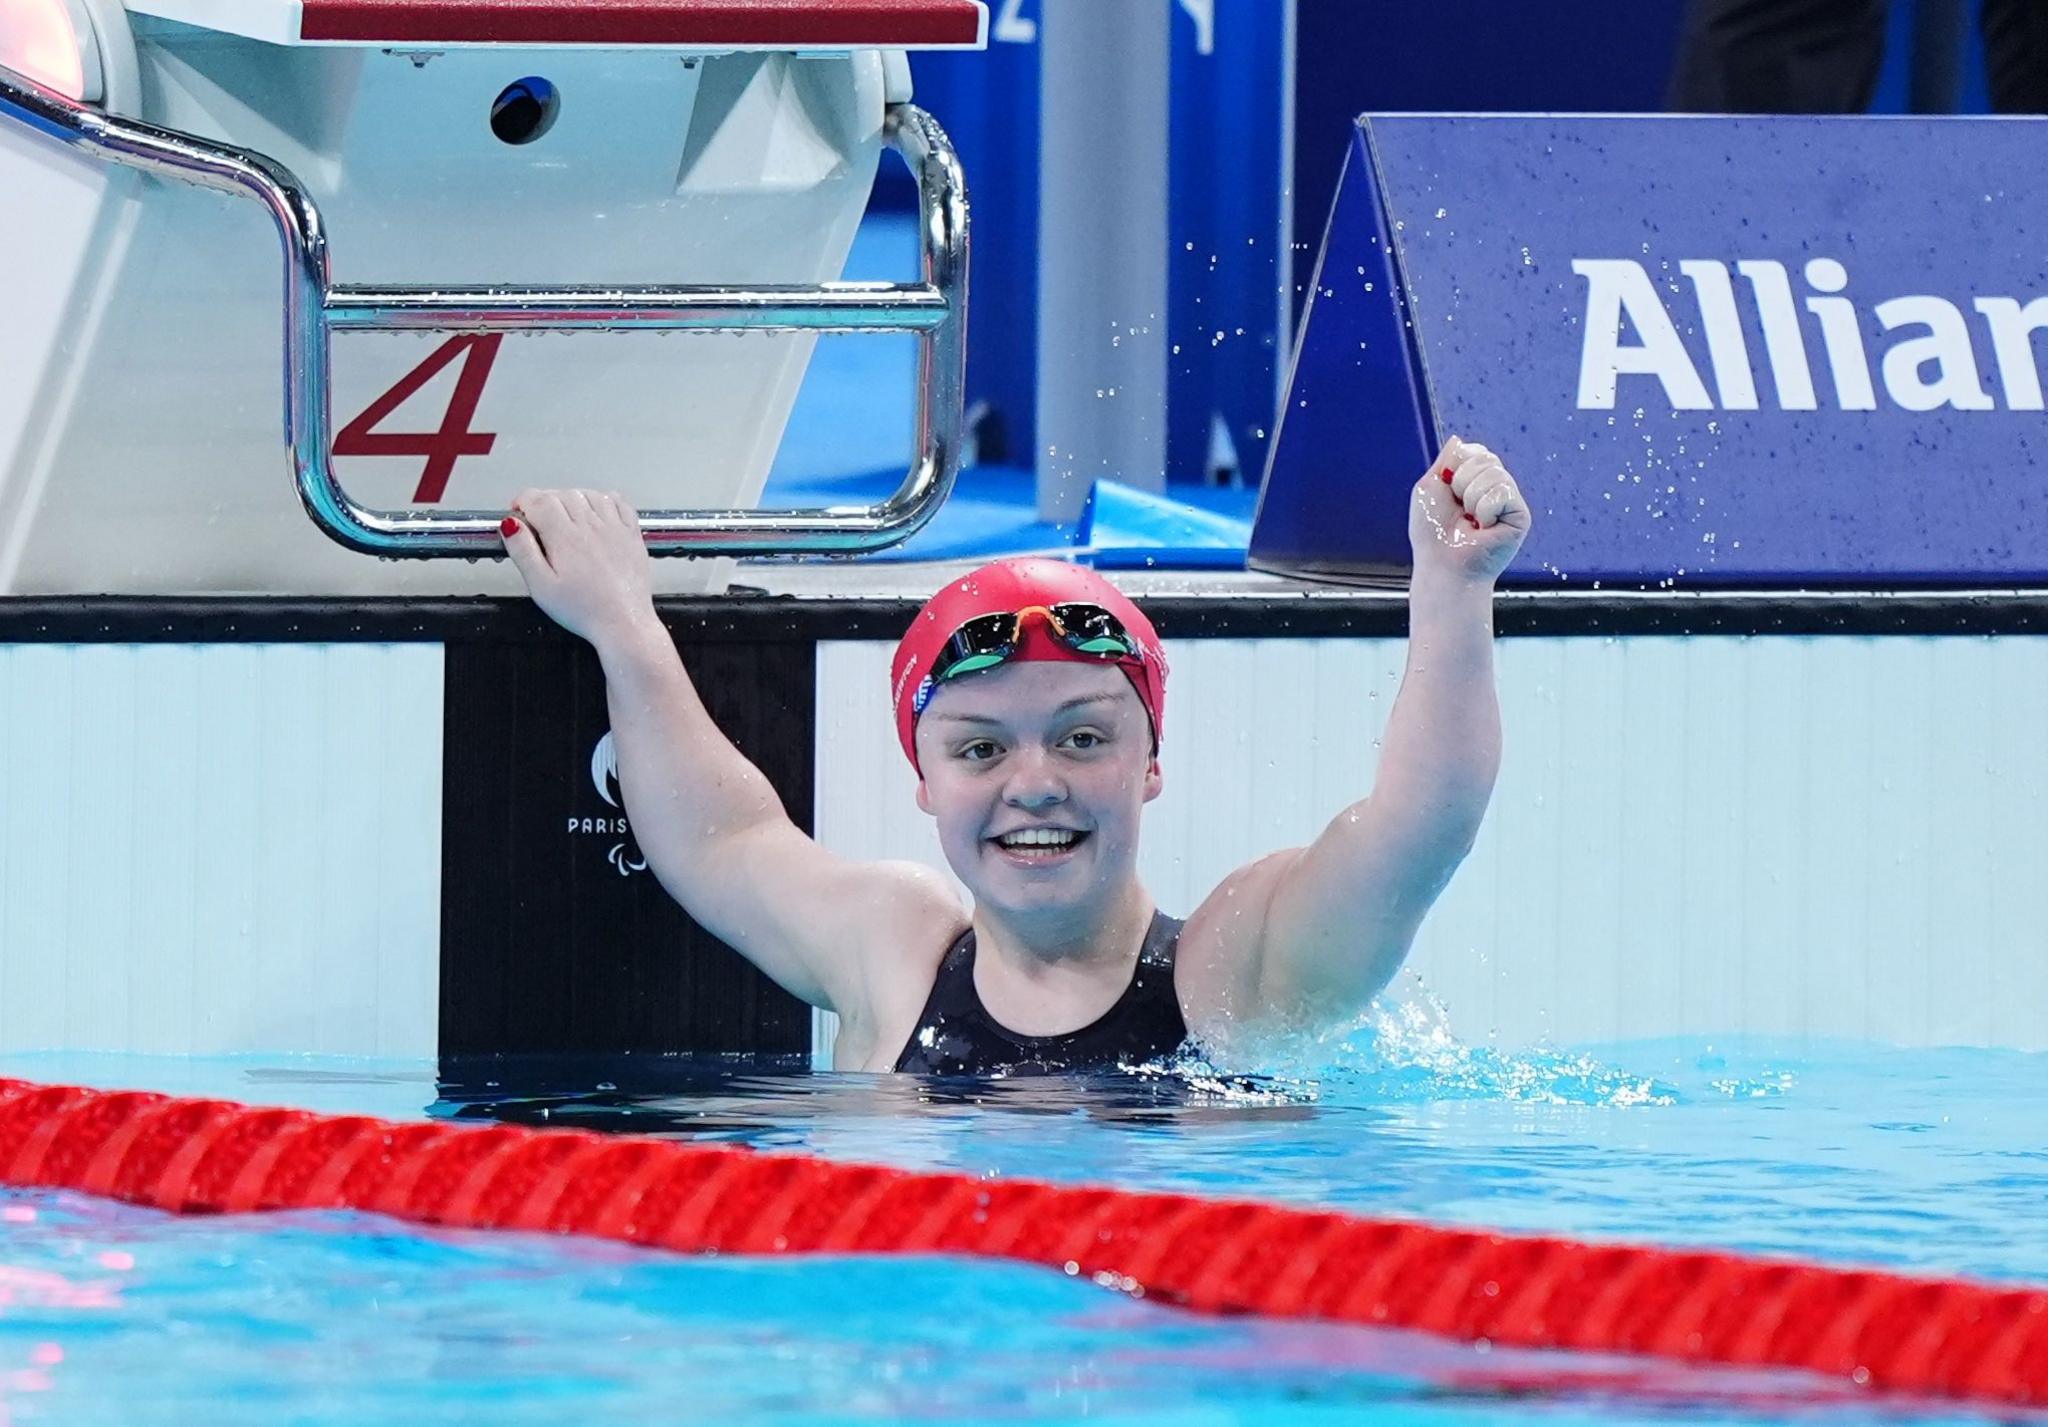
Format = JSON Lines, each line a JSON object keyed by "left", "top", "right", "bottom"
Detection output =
{"left": 500, "top": 491, "right": 955, "bottom": 1018}
{"left": 1191, "top": 439, "right": 1531, "bottom": 1027}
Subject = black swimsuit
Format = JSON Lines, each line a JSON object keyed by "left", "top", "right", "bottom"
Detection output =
{"left": 893, "top": 911, "right": 1189, "bottom": 1075}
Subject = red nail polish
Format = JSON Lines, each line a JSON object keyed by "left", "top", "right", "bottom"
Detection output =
{"left": 1440, "top": 468, "right": 1455, "bottom": 483}
{"left": 500, "top": 516, "right": 520, "bottom": 537}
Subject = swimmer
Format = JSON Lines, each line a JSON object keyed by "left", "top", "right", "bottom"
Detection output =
{"left": 501, "top": 437, "right": 1530, "bottom": 1074}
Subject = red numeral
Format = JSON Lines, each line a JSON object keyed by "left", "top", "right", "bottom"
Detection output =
{"left": 336, "top": 335, "right": 504, "bottom": 503}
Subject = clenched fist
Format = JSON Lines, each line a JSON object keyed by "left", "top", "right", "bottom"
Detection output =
{"left": 1408, "top": 437, "right": 1531, "bottom": 588}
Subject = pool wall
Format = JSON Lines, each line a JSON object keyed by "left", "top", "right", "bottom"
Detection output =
{"left": 817, "top": 629, "right": 2048, "bottom": 1059}
{"left": 0, "top": 641, "right": 443, "bottom": 1056}
{"left": 2, "top": 593, "right": 2044, "bottom": 1061}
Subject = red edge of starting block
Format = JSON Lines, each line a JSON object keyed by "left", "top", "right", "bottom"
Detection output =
{"left": 297, "top": 0, "right": 990, "bottom": 47}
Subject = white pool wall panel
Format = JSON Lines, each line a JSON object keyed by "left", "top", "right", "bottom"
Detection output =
{"left": 814, "top": 634, "right": 2048, "bottom": 1054}
{"left": 0, "top": 643, "right": 442, "bottom": 1056}
{"left": 4, "top": 629, "right": 2041, "bottom": 1063}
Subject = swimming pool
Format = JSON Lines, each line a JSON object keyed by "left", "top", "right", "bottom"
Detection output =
{"left": 5, "top": 1, "right": 2045, "bottom": 1419}
{"left": 3, "top": 1022, "right": 2042, "bottom": 1425}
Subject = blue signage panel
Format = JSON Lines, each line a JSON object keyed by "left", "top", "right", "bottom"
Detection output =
{"left": 1249, "top": 130, "right": 1435, "bottom": 583}
{"left": 1254, "top": 115, "right": 2048, "bottom": 586}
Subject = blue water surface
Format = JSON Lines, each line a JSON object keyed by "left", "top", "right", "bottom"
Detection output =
{"left": 1, "top": 1023, "right": 2043, "bottom": 1426}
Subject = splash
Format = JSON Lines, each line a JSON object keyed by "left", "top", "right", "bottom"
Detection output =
{"left": 1146, "top": 978, "right": 1683, "bottom": 1107}
{"left": 1333, "top": 991, "right": 1678, "bottom": 1105}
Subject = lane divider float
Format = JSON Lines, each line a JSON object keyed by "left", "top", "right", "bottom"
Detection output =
{"left": 2, "top": 1077, "right": 2041, "bottom": 1406}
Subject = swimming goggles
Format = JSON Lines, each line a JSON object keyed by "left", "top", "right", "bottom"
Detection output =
{"left": 913, "top": 603, "right": 1143, "bottom": 715}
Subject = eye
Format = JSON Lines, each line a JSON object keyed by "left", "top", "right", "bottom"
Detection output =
{"left": 1063, "top": 729, "right": 1105, "bottom": 751}
{"left": 958, "top": 739, "right": 1001, "bottom": 762}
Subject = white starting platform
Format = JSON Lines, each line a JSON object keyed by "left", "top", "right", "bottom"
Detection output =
{"left": 0, "top": 0, "right": 981, "bottom": 594}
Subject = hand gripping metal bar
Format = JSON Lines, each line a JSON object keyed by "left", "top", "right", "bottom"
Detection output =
{"left": 0, "top": 65, "right": 968, "bottom": 558}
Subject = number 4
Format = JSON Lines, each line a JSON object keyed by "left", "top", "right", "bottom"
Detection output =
{"left": 335, "top": 334, "right": 504, "bottom": 503}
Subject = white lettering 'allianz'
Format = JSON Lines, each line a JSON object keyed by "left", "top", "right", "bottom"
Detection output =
{"left": 1573, "top": 259, "right": 2027, "bottom": 413}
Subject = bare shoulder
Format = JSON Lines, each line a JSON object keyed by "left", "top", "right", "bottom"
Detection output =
{"left": 692, "top": 818, "right": 964, "bottom": 1022}
{"left": 856, "top": 859, "right": 969, "bottom": 959}
{"left": 829, "top": 858, "right": 969, "bottom": 1068}
{"left": 1173, "top": 847, "right": 1306, "bottom": 1044}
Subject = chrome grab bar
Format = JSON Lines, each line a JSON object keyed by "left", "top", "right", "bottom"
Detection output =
{"left": 0, "top": 67, "right": 968, "bottom": 558}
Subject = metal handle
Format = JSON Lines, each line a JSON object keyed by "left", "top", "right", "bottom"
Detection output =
{"left": 0, "top": 68, "right": 968, "bottom": 558}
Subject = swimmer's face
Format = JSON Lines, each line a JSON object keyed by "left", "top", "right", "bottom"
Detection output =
{"left": 913, "top": 660, "right": 1161, "bottom": 915}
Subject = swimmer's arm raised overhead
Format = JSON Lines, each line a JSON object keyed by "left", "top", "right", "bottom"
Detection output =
{"left": 501, "top": 491, "right": 957, "bottom": 1027}
{"left": 1186, "top": 440, "right": 1531, "bottom": 1032}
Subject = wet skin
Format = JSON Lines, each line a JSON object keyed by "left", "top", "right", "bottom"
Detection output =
{"left": 913, "top": 659, "right": 1162, "bottom": 939}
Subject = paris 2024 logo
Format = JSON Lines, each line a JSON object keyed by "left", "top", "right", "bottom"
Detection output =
{"left": 573, "top": 731, "right": 647, "bottom": 877}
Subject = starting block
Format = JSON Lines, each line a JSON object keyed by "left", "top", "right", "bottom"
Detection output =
{"left": 0, "top": 0, "right": 982, "bottom": 594}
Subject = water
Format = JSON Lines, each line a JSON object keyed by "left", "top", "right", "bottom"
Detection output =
{"left": 1, "top": 1028, "right": 2044, "bottom": 1425}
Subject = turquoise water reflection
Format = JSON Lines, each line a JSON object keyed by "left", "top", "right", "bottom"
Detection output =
{"left": 0, "top": 1032, "right": 2042, "bottom": 1425}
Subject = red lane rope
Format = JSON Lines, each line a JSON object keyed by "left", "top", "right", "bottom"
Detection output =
{"left": 3, "top": 1077, "right": 2043, "bottom": 1407}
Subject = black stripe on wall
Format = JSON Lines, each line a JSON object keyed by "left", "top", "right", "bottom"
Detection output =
{"left": 439, "top": 622, "right": 814, "bottom": 1060}
{"left": 12, "top": 591, "right": 2048, "bottom": 644}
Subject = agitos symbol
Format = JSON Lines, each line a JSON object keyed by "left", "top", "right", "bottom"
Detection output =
{"left": 334, "top": 335, "right": 505, "bottom": 502}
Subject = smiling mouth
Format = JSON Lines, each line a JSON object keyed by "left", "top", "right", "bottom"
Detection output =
{"left": 989, "top": 829, "right": 1090, "bottom": 859}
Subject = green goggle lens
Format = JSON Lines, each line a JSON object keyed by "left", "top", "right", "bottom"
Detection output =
{"left": 927, "top": 604, "right": 1141, "bottom": 688}
{"left": 943, "top": 650, "right": 1012, "bottom": 676}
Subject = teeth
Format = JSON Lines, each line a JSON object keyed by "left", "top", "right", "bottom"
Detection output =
{"left": 1000, "top": 829, "right": 1078, "bottom": 848}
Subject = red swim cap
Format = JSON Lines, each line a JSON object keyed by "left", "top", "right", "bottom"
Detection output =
{"left": 891, "top": 558, "right": 1167, "bottom": 773}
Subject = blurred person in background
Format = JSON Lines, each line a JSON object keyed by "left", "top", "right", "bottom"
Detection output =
{"left": 1668, "top": 0, "right": 2047, "bottom": 113}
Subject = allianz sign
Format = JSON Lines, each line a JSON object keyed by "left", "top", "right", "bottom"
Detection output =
{"left": 1573, "top": 259, "right": 2048, "bottom": 413}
